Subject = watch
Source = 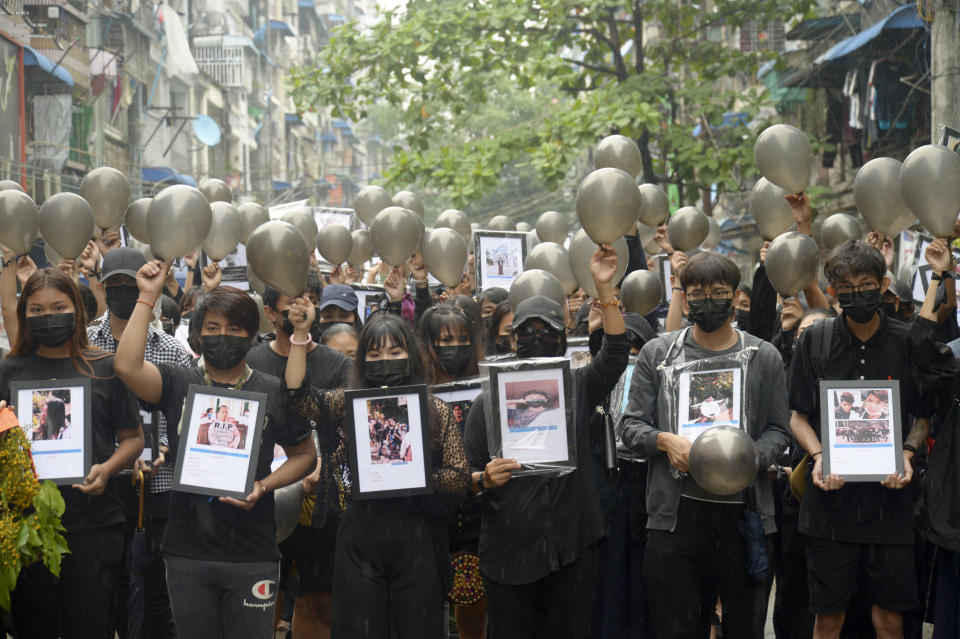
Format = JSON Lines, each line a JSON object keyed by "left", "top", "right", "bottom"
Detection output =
{"left": 931, "top": 271, "right": 956, "bottom": 282}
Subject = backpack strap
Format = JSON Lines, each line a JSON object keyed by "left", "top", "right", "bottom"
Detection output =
{"left": 657, "top": 327, "right": 692, "bottom": 371}
{"left": 806, "top": 317, "right": 836, "bottom": 380}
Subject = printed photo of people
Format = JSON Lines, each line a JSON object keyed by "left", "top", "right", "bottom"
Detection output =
{"left": 483, "top": 238, "right": 522, "bottom": 279}
{"left": 687, "top": 370, "right": 735, "bottom": 424}
{"left": 505, "top": 380, "right": 562, "bottom": 431}
{"left": 366, "top": 396, "right": 413, "bottom": 464}
{"left": 835, "top": 419, "right": 893, "bottom": 445}
{"left": 830, "top": 388, "right": 891, "bottom": 421}
{"left": 29, "top": 389, "right": 72, "bottom": 441}
{"left": 196, "top": 397, "right": 253, "bottom": 450}
{"left": 448, "top": 399, "right": 473, "bottom": 431}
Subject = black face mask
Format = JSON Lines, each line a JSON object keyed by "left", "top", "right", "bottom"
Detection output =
{"left": 837, "top": 289, "right": 881, "bottom": 324}
{"left": 161, "top": 320, "right": 176, "bottom": 336}
{"left": 880, "top": 300, "right": 898, "bottom": 319}
{"left": 278, "top": 310, "right": 296, "bottom": 337}
{"left": 687, "top": 298, "right": 733, "bottom": 333}
{"left": 516, "top": 339, "right": 562, "bottom": 359}
{"left": 105, "top": 285, "right": 140, "bottom": 320}
{"left": 735, "top": 308, "right": 750, "bottom": 330}
{"left": 201, "top": 334, "right": 250, "bottom": 370}
{"left": 364, "top": 358, "right": 411, "bottom": 388}
{"left": 435, "top": 345, "right": 472, "bottom": 378}
{"left": 28, "top": 313, "right": 76, "bottom": 348}
{"left": 494, "top": 335, "right": 512, "bottom": 354}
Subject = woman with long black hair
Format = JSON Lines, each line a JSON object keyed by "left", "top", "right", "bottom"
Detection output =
{"left": 284, "top": 308, "right": 470, "bottom": 637}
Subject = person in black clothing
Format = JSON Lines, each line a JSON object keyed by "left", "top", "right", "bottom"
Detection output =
{"left": 1, "top": 268, "right": 144, "bottom": 639}
{"left": 486, "top": 301, "right": 514, "bottom": 356}
{"left": 115, "top": 265, "right": 317, "bottom": 638}
{"left": 463, "top": 243, "right": 628, "bottom": 639}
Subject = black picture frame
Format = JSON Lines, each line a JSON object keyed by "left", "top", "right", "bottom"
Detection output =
{"left": 171, "top": 384, "right": 267, "bottom": 500}
{"left": 474, "top": 230, "right": 528, "bottom": 293}
{"left": 350, "top": 283, "right": 387, "bottom": 324}
{"left": 11, "top": 377, "right": 93, "bottom": 486}
{"left": 344, "top": 384, "right": 433, "bottom": 500}
{"left": 818, "top": 379, "right": 904, "bottom": 482}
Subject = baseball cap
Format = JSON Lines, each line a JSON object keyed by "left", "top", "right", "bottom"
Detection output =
{"left": 318, "top": 284, "right": 359, "bottom": 312}
{"left": 100, "top": 247, "right": 146, "bottom": 282}
{"left": 512, "top": 295, "right": 564, "bottom": 333}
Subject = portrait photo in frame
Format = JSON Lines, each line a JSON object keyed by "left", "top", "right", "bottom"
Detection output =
{"left": 11, "top": 378, "right": 93, "bottom": 485}
{"left": 350, "top": 283, "right": 387, "bottom": 324}
{"left": 172, "top": 385, "right": 266, "bottom": 500}
{"left": 474, "top": 231, "right": 528, "bottom": 293}
{"left": 345, "top": 385, "right": 433, "bottom": 500}
{"left": 676, "top": 367, "right": 743, "bottom": 444}
{"left": 431, "top": 378, "right": 483, "bottom": 433}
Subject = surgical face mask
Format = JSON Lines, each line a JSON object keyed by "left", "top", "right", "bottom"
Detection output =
{"left": 837, "top": 289, "right": 881, "bottom": 324}
{"left": 686, "top": 298, "right": 733, "bottom": 333}
{"left": 435, "top": 345, "right": 472, "bottom": 378}
{"left": 515, "top": 326, "right": 563, "bottom": 358}
{"left": 28, "top": 313, "right": 76, "bottom": 348}
{"left": 364, "top": 357, "right": 411, "bottom": 388}
{"left": 200, "top": 334, "right": 250, "bottom": 370}
{"left": 494, "top": 334, "right": 512, "bottom": 354}
{"left": 735, "top": 308, "right": 750, "bottom": 329}
{"left": 278, "top": 309, "right": 296, "bottom": 337}
{"left": 105, "top": 285, "right": 140, "bottom": 320}
{"left": 161, "top": 319, "right": 176, "bottom": 336}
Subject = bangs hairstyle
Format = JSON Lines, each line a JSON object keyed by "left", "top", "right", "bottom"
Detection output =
{"left": 444, "top": 294, "right": 486, "bottom": 354}
{"left": 680, "top": 252, "right": 741, "bottom": 291}
{"left": 478, "top": 287, "right": 508, "bottom": 308}
{"left": 352, "top": 314, "right": 426, "bottom": 389}
{"left": 823, "top": 240, "right": 885, "bottom": 286}
{"left": 10, "top": 268, "right": 110, "bottom": 376}
{"left": 187, "top": 287, "right": 260, "bottom": 352}
{"left": 417, "top": 305, "right": 482, "bottom": 383}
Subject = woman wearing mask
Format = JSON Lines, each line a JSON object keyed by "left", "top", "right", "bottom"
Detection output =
{"left": 284, "top": 310, "right": 471, "bottom": 638}
{"left": 485, "top": 301, "right": 513, "bottom": 356}
{"left": 0, "top": 268, "right": 144, "bottom": 638}
{"left": 114, "top": 261, "right": 318, "bottom": 638}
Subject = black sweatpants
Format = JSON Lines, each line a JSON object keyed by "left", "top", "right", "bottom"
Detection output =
{"left": 644, "top": 498, "right": 769, "bottom": 639}
{"left": 331, "top": 501, "right": 443, "bottom": 639}
{"left": 484, "top": 544, "right": 598, "bottom": 639}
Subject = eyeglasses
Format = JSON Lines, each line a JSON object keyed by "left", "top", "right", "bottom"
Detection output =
{"left": 524, "top": 400, "right": 548, "bottom": 408}
{"left": 684, "top": 290, "right": 734, "bottom": 302}
{"left": 833, "top": 283, "right": 880, "bottom": 295}
{"left": 514, "top": 326, "right": 562, "bottom": 345}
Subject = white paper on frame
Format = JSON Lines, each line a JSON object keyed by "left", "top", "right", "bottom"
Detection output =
{"left": 496, "top": 367, "right": 569, "bottom": 464}
{"left": 351, "top": 393, "right": 428, "bottom": 494}
{"left": 16, "top": 385, "right": 86, "bottom": 481}
{"left": 825, "top": 386, "right": 898, "bottom": 477}
{"left": 478, "top": 234, "right": 524, "bottom": 290}
{"left": 178, "top": 392, "right": 260, "bottom": 494}
{"left": 677, "top": 367, "right": 742, "bottom": 443}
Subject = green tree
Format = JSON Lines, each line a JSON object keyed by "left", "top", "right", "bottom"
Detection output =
{"left": 291, "top": 0, "right": 815, "bottom": 209}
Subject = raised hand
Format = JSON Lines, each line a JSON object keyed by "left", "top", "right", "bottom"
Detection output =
{"left": 95, "top": 230, "right": 121, "bottom": 256}
{"left": 201, "top": 262, "right": 222, "bottom": 291}
{"left": 785, "top": 193, "right": 812, "bottom": 234}
{"left": 182, "top": 248, "right": 199, "bottom": 271}
{"left": 781, "top": 297, "right": 803, "bottom": 331}
{"left": 760, "top": 241, "right": 771, "bottom": 264}
{"left": 925, "top": 238, "right": 954, "bottom": 274}
{"left": 136, "top": 259, "right": 170, "bottom": 301}
{"left": 654, "top": 225, "right": 673, "bottom": 254}
{"left": 77, "top": 241, "right": 100, "bottom": 278}
{"left": 287, "top": 295, "right": 316, "bottom": 334}
{"left": 15, "top": 255, "right": 37, "bottom": 287}
{"left": 383, "top": 266, "right": 404, "bottom": 302}
{"left": 407, "top": 252, "right": 428, "bottom": 282}
{"left": 590, "top": 243, "right": 619, "bottom": 286}
{"left": 669, "top": 250, "right": 688, "bottom": 279}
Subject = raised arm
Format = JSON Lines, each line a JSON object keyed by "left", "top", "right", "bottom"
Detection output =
{"left": 665, "top": 250, "right": 688, "bottom": 332}
{"left": 114, "top": 259, "right": 167, "bottom": 405}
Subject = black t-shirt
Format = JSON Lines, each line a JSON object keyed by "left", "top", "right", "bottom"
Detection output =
{"left": 246, "top": 340, "right": 351, "bottom": 390}
{"left": 155, "top": 364, "right": 311, "bottom": 562}
{"left": 0, "top": 353, "right": 140, "bottom": 534}
{"left": 788, "top": 314, "right": 925, "bottom": 544}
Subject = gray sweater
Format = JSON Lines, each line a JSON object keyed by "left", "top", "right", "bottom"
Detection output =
{"left": 620, "top": 329, "right": 791, "bottom": 534}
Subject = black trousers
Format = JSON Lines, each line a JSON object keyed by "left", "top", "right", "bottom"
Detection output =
{"left": 645, "top": 498, "right": 769, "bottom": 639}
{"left": 484, "top": 544, "right": 598, "bottom": 639}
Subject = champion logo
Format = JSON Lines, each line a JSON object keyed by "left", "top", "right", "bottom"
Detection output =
{"left": 251, "top": 579, "right": 275, "bottom": 600}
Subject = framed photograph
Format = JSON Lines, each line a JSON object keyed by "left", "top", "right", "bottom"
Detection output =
{"left": 657, "top": 255, "right": 672, "bottom": 305}
{"left": 215, "top": 243, "right": 249, "bottom": 290}
{"left": 676, "top": 367, "right": 743, "bottom": 444}
{"left": 350, "top": 283, "right": 387, "bottom": 324}
{"left": 431, "top": 378, "right": 483, "bottom": 432}
{"left": 474, "top": 231, "right": 527, "bottom": 293}
{"left": 345, "top": 385, "right": 433, "bottom": 499}
{"left": 10, "top": 378, "right": 92, "bottom": 485}
{"left": 171, "top": 385, "right": 266, "bottom": 499}
{"left": 611, "top": 356, "right": 645, "bottom": 461}
{"left": 483, "top": 358, "right": 575, "bottom": 472}
{"left": 819, "top": 380, "right": 903, "bottom": 482}
{"left": 565, "top": 336, "right": 592, "bottom": 369}
{"left": 938, "top": 123, "right": 960, "bottom": 156}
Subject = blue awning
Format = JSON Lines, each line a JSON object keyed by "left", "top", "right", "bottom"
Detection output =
{"left": 253, "top": 20, "right": 296, "bottom": 46}
{"left": 142, "top": 167, "right": 197, "bottom": 187}
{"left": 815, "top": 5, "right": 923, "bottom": 64}
{"left": 332, "top": 119, "right": 350, "bottom": 129}
{"left": 321, "top": 132, "right": 337, "bottom": 143}
{"left": 22, "top": 46, "right": 74, "bottom": 86}
{"left": 273, "top": 180, "right": 292, "bottom": 190}
{"left": 692, "top": 112, "right": 749, "bottom": 137}
{"left": 326, "top": 13, "right": 344, "bottom": 23}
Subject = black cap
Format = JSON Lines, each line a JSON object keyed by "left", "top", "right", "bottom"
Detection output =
{"left": 318, "top": 284, "right": 358, "bottom": 311}
{"left": 100, "top": 247, "right": 146, "bottom": 282}
{"left": 512, "top": 295, "right": 564, "bottom": 333}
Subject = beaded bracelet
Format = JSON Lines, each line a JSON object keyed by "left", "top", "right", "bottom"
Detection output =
{"left": 289, "top": 333, "right": 312, "bottom": 347}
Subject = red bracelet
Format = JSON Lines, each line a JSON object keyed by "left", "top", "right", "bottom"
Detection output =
{"left": 136, "top": 299, "right": 155, "bottom": 309}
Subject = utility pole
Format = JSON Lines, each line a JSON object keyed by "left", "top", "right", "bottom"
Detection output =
{"left": 930, "top": 0, "right": 960, "bottom": 142}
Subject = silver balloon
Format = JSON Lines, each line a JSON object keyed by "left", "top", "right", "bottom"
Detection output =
{"left": 750, "top": 178, "right": 794, "bottom": 241}
{"left": 274, "top": 481, "right": 304, "bottom": 543}
{"left": 38, "top": 193, "right": 95, "bottom": 259}
{"left": 525, "top": 229, "right": 540, "bottom": 253}
{"left": 203, "top": 201, "right": 243, "bottom": 261}
{"left": 508, "top": 269, "right": 565, "bottom": 311}
{"left": 899, "top": 144, "right": 960, "bottom": 238}
{"left": 667, "top": 206, "right": 710, "bottom": 252}
{"left": 392, "top": 190, "right": 424, "bottom": 219}
{"left": 43, "top": 242, "right": 62, "bottom": 266}
{"left": 246, "top": 220, "right": 310, "bottom": 297}
{"left": 370, "top": 206, "right": 422, "bottom": 267}
{"left": 853, "top": 158, "right": 914, "bottom": 237}
{"left": 247, "top": 265, "right": 265, "bottom": 295}
{"left": 636, "top": 222, "right": 657, "bottom": 247}
{"left": 576, "top": 168, "right": 642, "bottom": 245}
{"left": 423, "top": 227, "right": 468, "bottom": 287}
{"left": 238, "top": 202, "right": 269, "bottom": 245}
{"left": 198, "top": 178, "right": 232, "bottom": 203}
{"left": 0, "top": 180, "right": 23, "bottom": 192}
{"left": 128, "top": 239, "right": 154, "bottom": 262}
{"left": 637, "top": 183, "right": 669, "bottom": 226}
{"left": 765, "top": 231, "right": 820, "bottom": 297}
{"left": 515, "top": 221, "right": 532, "bottom": 233}
{"left": 147, "top": 185, "right": 213, "bottom": 261}
{"left": 536, "top": 211, "right": 569, "bottom": 244}
{"left": 0, "top": 190, "right": 39, "bottom": 255}
{"left": 124, "top": 198, "right": 152, "bottom": 243}
{"left": 435, "top": 209, "right": 472, "bottom": 242}
{"left": 701, "top": 217, "right": 722, "bottom": 250}
{"left": 595, "top": 134, "right": 643, "bottom": 178}
{"left": 820, "top": 213, "right": 861, "bottom": 252}
{"left": 316, "top": 224, "right": 353, "bottom": 265}
{"left": 567, "top": 229, "right": 628, "bottom": 299}
{"left": 347, "top": 229, "right": 374, "bottom": 268}
{"left": 524, "top": 242, "right": 578, "bottom": 295}
{"left": 354, "top": 185, "right": 393, "bottom": 226}
{"left": 281, "top": 209, "right": 319, "bottom": 250}
{"left": 754, "top": 124, "right": 813, "bottom": 194}
{"left": 487, "top": 215, "right": 516, "bottom": 231}
{"left": 689, "top": 426, "right": 760, "bottom": 496}
{"left": 80, "top": 167, "right": 130, "bottom": 230}
{"left": 621, "top": 270, "right": 663, "bottom": 315}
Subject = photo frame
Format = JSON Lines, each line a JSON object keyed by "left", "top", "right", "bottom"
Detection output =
{"left": 565, "top": 336, "right": 592, "bottom": 370}
{"left": 482, "top": 358, "right": 576, "bottom": 474}
{"left": 11, "top": 378, "right": 93, "bottom": 485}
{"left": 474, "top": 230, "right": 527, "bottom": 293}
{"left": 431, "top": 378, "right": 483, "bottom": 432}
{"left": 611, "top": 356, "right": 644, "bottom": 461}
{"left": 172, "top": 385, "right": 267, "bottom": 499}
{"left": 350, "top": 283, "right": 387, "bottom": 324}
{"left": 938, "top": 123, "right": 960, "bottom": 156}
{"left": 675, "top": 366, "right": 743, "bottom": 444}
{"left": 345, "top": 385, "right": 433, "bottom": 500}
{"left": 215, "top": 243, "right": 249, "bottom": 290}
{"left": 657, "top": 255, "right": 672, "bottom": 305}
{"left": 819, "top": 380, "right": 904, "bottom": 482}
